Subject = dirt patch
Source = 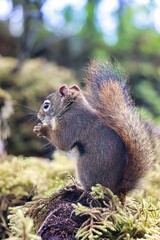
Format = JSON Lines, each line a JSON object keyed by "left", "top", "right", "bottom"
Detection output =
{"left": 28, "top": 184, "right": 104, "bottom": 240}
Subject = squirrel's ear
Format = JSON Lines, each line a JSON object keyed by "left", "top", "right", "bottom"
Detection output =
{"left": 58, "top": 85, "right": 68, "bottom": 96}
{"left": 69, "top": 85, "right": 80, "bottom": 92}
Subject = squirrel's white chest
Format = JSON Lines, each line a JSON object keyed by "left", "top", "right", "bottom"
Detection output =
{"left": 67, "top": 146, "right": 80, "bottom": 180}
{"left": 50, "top": 117, "right": 57, "bottom": 130}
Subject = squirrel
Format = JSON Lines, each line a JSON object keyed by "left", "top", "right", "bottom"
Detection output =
{"left": 33, "top": 60, "right": 156, "bottom": 200}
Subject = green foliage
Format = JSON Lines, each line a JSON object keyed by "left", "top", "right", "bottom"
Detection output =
{"left": 0, "top": 57, "right": 76, "bottom": 105}
{"left": 74, "top": 203, "right": 113, "bottom": 239}
{"left": 73, "top": 185, "right": 160, "bottom": 240}
{"left": 124, "top": 60, "right": 160, "bottom": 123}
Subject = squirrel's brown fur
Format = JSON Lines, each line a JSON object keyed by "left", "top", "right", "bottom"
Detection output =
{"left": 33, "top": 59, "right": 156, "bottom": 199}
{"left": 84, "top": 60, "right": 155, "bottom": 194}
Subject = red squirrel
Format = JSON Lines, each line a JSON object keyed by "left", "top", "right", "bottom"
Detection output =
{"left": 33, "top": 60, "right": 155, "bottom": 199}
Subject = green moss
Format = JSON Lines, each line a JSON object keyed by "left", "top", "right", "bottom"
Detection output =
{"left": 0, "top": 152, "right": 73, "bottom": 197}
{"left": 0, "top": 151, "right": 74, "bottom": 239}
{"left": 5, "top": 162, "right": 160, "bottom": 240}
{"left": 8, "top": 209, "right": 41, "bottom": 240}
{"left": 74, "top": 185, "right": 160, "bottom": 239}
{"left": 0, "top": 140, "right": 159, "bottom": 239}
{"left": 7, "top": 181, "right": 160, "bottom": 240}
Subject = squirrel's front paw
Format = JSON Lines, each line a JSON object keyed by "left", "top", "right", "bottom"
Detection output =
{"left": 33, "top": 123, "right": 48, "bottom": 138}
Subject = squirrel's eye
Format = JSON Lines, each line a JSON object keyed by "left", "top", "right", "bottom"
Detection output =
{"left": 43, "top": 100, "right": 51, "bottom": 112}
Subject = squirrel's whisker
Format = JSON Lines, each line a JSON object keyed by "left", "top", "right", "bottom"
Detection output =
{"left": 17, "top": 113, "right": 38, "bottom": 124}
{"left": 15, "top": 103, "right": 37, "bottom": 113}
{"left": 42, "top": 141, "right": 54, "bottom": 151}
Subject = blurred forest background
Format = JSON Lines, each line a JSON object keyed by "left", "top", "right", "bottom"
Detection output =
{"left": 0, "top": 0, "right": 160, "bottom": 157}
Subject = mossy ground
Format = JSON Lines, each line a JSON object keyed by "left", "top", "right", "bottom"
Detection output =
{"left": 0, "top": 151, "right": 160, "bottom": 240}
{"left": 0, "top": 151, "right": 73, "bottom": 239}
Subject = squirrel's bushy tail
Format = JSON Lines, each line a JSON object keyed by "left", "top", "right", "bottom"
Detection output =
{"left": 144, "top": 120, "right": 160, "bottom": 162}
{"left": 85, "top": 60, "right": 155, "bottom": 194}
